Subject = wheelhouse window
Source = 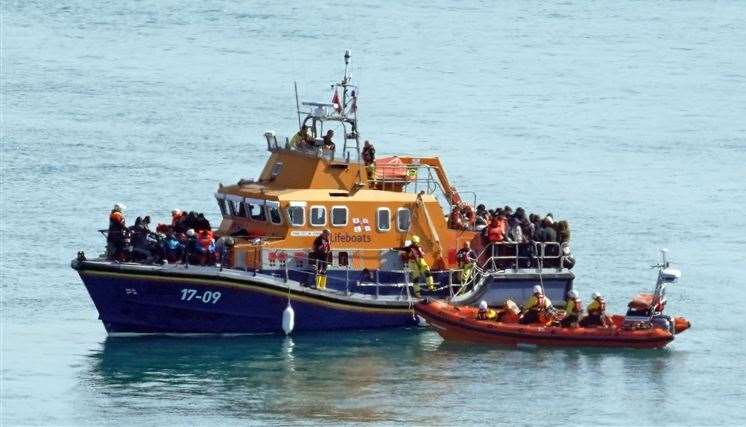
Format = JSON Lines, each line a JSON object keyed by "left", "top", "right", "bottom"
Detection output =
{"left": 310, "top": 206, "right": 326, "bottom": 227}
{"left": 377, "top": 208, "right": 390, "bottom": 232}
{"left": 246, "top": 199, "right": 266, "bottom": 222}
{"left": 238, "top": 201, "right": 248, "bottom": 218}
{"left": 287, "top": 203, "right": 305, "bottom": 227}
{"left": 267, "top": 201, "right": 282, "bottom": 225}
{"left": 215, "top": 193, "right": 228, "bottom": 216}
{"left": 397, "top": 208, "right": 411, "bottom": 231}
{"left": 226, "top": 195, "right": 243, "bottom": 217}
{"left": 331, "top": 206, "right": 348, "bottom": 227}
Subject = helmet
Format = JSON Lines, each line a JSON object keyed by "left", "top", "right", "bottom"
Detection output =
{"left": 186, "top": 229, "right": 195, "bottom": 237}
{"left": 532, "top": 285, "right": 543, "bottom": 294}
{"left": 479, "top": 300, "right": 488, "bottom": 311}
{"left": 172, "top": 209, "right": 182, "bottom": 216}
{"left": 567, "top": 290, "right": 578, "bottom": 299}
{"left": 592, "top": 292, "right": 602, "bottom": 300}
{"left": 113, "top": 203, "right": 126, "bottom": 212}
{"left": 411, "top": 235, "right": 421, "bottom": 244}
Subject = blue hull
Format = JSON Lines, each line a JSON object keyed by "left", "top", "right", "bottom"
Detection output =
{"left": 77, "top": 265, "right": 416, "bottom": 334}
{"left": 74, "top": 261, "right": 573, "bottom": 334}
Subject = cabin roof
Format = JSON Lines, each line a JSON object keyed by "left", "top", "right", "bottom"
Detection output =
{"left": 218, "top": 187, "right": 434, "bottom": 204}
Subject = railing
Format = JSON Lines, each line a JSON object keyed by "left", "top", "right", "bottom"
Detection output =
{"left": 477, "top": 241, "right": 570, "bottom": 271}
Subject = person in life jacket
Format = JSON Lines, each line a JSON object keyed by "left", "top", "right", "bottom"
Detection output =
{"left": 476, "top": 300, "right": 498, "bottom": 321}
{"left": 195, "top": 229, "right": 216, "bottom": 265}
{"left": 107, "top": 203, "right": 127, "bottom": 261}
{"left": 580, "top": 292, "right": 610, "bottom": 327}
{"left": 560, "top": 289, "right": 583, "bottom": 327}
{"left": 290, "top": 125, "right": 312, "bottom": 150}
{"left": 312, "top": 229, "right": 332, "bottom": 290}
{"left": 362, "top": 140, "right": 376, "bottom": 183}
{"left": 393, "top": 235, "right": 435, "bottom": 298}
{"left": 487, "top": 211, "right": 508, "bottom": 243}
{"left": 456, "top": 241, "right": 477, "bottom": 284}
{"left": 520, "top": 285, "right": 553, "bottom": 324}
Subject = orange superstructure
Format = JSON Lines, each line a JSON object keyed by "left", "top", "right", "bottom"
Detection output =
{"left": 215, "top": 146, "right": 477, "bottom": 273}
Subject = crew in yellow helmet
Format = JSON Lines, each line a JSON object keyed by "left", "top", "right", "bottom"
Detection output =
{"left": 394, "top": 235, "right": 435, "bottom": 298}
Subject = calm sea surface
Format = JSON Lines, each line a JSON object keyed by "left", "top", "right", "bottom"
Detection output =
{"left": 2, "top": 1, "right": 746, "bottom": 425}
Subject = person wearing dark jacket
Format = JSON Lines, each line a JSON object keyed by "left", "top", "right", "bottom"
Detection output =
{"left": 107, "top": 203, "right": 128, "bottom": 261}
{"left": 312, "top": 229, "right": 332, "bottom": 289}
{"left": 362, "top": 140, "right": 376, "bottom": 182}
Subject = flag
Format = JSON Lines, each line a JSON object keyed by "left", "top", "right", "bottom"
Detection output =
{"left": 331, "top": 89, "right": 341, "bottom": 113}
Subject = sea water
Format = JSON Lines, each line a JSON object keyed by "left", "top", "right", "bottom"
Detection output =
{"left": 2, "top": 1, "right": 745, "bottom": 425}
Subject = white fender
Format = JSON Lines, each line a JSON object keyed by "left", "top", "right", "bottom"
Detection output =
{"left": 282, "top": 302, "right": 295, "bottom": 335}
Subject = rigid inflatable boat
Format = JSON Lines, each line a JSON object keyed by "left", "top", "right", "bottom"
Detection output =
{"left": 416, "top": 251, "right": 690, "bottom": 349}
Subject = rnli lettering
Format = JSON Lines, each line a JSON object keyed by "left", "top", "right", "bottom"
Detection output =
{"left": 330, "top": 233, "right": 371, "bottom": 243}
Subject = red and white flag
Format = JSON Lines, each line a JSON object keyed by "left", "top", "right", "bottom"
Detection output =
{"left": 331, "top": 89, "right": 341, "bottom": 113}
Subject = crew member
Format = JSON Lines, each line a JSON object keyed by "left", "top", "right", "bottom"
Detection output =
{"left": 476, "top": 300, "right": 497, "bottom": 321}
{"left": 362, "top": 140, "right": 376, "bottom": 182}
{"left": 560, "top": 289, "right": 582, "bottom": 327}
{"left": 290, "top": 126, "right": 311, "bottom": 150}
{"left": 312, "top": 229, "right": 332, "bottom": 290}
{"left": 394, "top": 235, "right": 435, "bottom": 298}
{"left": 456, "top": 241, "right": 477, "bottom": 284}
{"left": 322, "top": 130, "right": 335, "bottom": 152}
{"left": 580, "top": 292, "right": 610, "bottom": 327}
{"left": 520, "top": 285, "right": 553, "bottom": 324}
{"left": 107, "top": 203, "right": 127, "bottom": 261}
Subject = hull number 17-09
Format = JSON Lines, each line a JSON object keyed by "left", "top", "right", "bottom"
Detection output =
{"left": 180, "top": 288, "right": 222, "bottom": 304}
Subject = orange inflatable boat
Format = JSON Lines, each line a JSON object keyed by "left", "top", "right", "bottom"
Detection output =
{"left": 415, "top": 299, "right": 690, "bottom": 349}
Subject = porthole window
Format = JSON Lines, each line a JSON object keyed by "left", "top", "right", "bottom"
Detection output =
{"left": 310, "top": 206, "right": 326, "bottom": 227}
{"left": 331, "top": 206, "right": 348, "bottom": 227}
{"left": 397, "top": 208, "right": 411, "bottom": 232}
{"left": 377, "top": 208, "right": 390, "bottom": 232}
{"left": 287, "top": 206, "right": 305, "bottom": 226}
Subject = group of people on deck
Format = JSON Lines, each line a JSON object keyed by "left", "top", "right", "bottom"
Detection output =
{"left": 477, "top": 285, "right": 610, "bottom": 328}
{"left": 106, "top": 203, "right": 228, "bottom": 266}
{"left": 449, "top": 204, "right": 572, "bottom": 269}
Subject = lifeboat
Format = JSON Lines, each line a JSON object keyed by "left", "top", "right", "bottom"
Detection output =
{"left": 415, "top": 299, "right": 689, "bottom": 349}
{"left": 416, "top": 250, "right": 690, "bottom": 349}
{"left": 71, "top": 51, "right": 579, "bottom": 335}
